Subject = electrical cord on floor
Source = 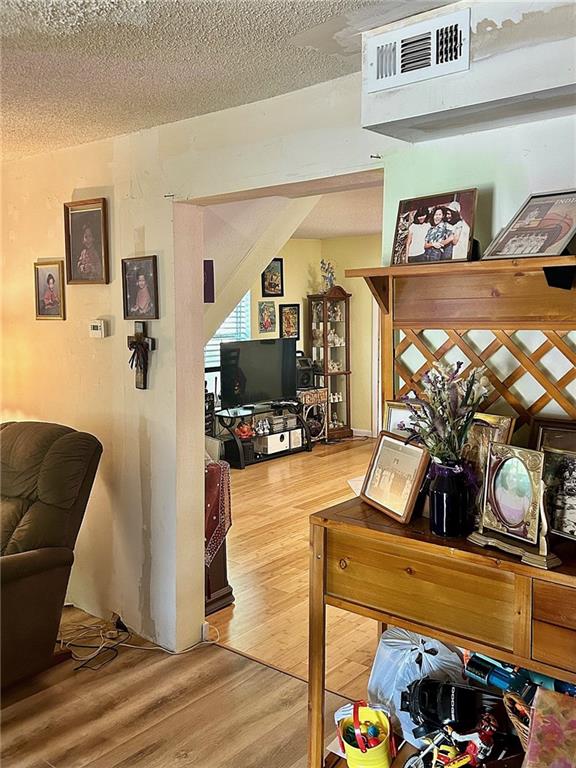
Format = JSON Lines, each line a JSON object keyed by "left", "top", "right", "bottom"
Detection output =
{"left": 58, "top": 618, "right": 220, "bottom": 672}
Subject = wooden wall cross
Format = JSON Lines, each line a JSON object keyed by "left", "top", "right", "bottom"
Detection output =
{"left": 127, "top": 321, "right": 156, "bottom": 389}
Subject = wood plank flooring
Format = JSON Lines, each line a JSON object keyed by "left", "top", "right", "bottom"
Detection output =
{"left": 210, "top": 439, "right": 377, "bottom": 700}
{"left": 1, "top": 636, "right": 346, "bottom": 768}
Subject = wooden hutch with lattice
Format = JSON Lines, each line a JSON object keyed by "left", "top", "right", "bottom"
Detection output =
{"left": 346, "top": 255, "right": 576, "bottom": 422}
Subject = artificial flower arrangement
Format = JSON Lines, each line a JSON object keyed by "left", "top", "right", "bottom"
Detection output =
{"left": 398, "top": 360, "right": 491, "bottom": 536}
{"left": 399, "top": 361, "right": 490, "bottom": 465}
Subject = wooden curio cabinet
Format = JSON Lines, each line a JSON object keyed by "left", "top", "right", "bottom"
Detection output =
{"left": 307, "top": 286, "right": 352, "bottom": 439}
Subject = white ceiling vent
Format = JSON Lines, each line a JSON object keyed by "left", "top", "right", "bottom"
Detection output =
{"left": 364, "top": 9, "right": 470, "bottom": 93}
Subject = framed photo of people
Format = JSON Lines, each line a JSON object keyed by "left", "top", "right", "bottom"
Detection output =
{"left": 484, "top": 190, "right": 576, "bottom": 260}
{"left": 122, "top": 255, "right": 159, "bottom": 320}
{"left": 64, "top": 198, "right": 109, "bottom": 284}
{"left": 34, "top": 261, "right": 65, "bottom": 320}
{"left": 392, "top": 188, "right": 477, "bottom": 265}
{"left": 360, "top": 431, "right": 429, "bottom": 524}
{"left": 261, "top": 258, "right": 284, "bottom": 297}
{"left": 530, "top": 418, "right": 576, "bottom": 541}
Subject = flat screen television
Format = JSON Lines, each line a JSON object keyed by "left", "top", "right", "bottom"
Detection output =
{"left": 220, "top": 338, "right": 297, "bottom": 409}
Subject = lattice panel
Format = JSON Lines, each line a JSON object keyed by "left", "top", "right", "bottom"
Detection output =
{"left": 395, "top": 329, "right": 576, "bottom": 425}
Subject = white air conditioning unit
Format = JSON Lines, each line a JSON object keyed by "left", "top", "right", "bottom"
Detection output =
{"left": 364, "top": 8, "right": 470, "bottom": 93}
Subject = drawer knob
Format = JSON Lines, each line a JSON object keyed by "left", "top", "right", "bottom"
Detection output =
{"left": 405, "top": 567, "right": 414, "bottom": 576}
{"left": 339, "top": 558, "right": 349, "bottom": 570}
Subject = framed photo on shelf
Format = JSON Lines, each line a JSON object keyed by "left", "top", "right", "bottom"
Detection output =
{"left": 258, "top": 301, "right": 276, "bottom": 333}
{"left": 392, "top": 188, "right": 477, "bottom": 265}
{"left": 484, "top": 189, "right": 576, "bottom": 260}
{"left": 261, "top": 258, "right": 284, "bottom": 297}
{"left": 530, "top": 417, "right": 576, "bottom": 453}
{"left": 122, "top": 255, "right": 159, "bottom": 320}
{"left": 360, "top": 431, "right": 429, "bottom": 524}
{"left": 462, "top": 413, "right": 516, "bottom": 520}
{"left": 481, "top": 444, "right": 544, "bottom": 545}
{"left": 279, "top": 304, "right": 300, "bottom": 339}
{"left": 64, "top": 198, "right": 109, "bottom": 284}
{"left": 542, "top": 448, "right": 576, "bottom": 541}
{"left": 383, "top": 401, "right": 412, "bottom": 437}
{"left": 34, "top": 261, "right": 65, "bottom": 320}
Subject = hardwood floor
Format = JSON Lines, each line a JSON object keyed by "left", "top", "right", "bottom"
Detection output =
{"left": 1, "top": 632, "right": 347, "bottom": 768}
{"left": 210, "top": 438, "right": 378, "bottom": 700}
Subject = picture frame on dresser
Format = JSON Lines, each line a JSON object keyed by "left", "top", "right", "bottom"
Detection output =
{"left": 360, "top": 431, "right": 429, "bottom": 524}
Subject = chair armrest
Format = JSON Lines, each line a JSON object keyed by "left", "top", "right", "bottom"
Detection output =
{"left": 1, "top": 548, "right": 73, "bottom": 585}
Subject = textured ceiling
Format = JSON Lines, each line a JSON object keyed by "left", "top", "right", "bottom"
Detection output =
{"left": 293, "top": 186, "right": 383, "bottom": 238}
{"left": 1, "top": 0, "right": 449, "bottom": 161}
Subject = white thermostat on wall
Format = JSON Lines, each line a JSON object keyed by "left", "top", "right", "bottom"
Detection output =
{"left": 89, "top": 319, "right": 107, "bottom": 338}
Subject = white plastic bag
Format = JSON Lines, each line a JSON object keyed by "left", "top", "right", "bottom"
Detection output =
{"left": 367, "top": 628, "right": 464, "bottom": 747}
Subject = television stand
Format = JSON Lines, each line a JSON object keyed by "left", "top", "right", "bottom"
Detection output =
{"left": 215, "top": 401, "right": 312, "bottom": 470}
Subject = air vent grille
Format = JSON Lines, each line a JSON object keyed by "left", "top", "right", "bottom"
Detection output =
{"left": 436, "top": 24, "right": 463, "bottom": 64}
{"left": 363, "top": 9, "right": 470, "bottom": 93}
{"left": 401, "top": 32, "right": 432, "bottom": 73}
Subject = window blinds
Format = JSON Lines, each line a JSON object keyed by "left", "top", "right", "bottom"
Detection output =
{"left": 204, "top": 292, "right": 251, "bottom": 370}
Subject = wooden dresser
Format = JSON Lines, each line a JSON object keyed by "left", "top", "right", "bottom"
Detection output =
{"left": 307, "top": 497, "right": 576, "bottom": 768}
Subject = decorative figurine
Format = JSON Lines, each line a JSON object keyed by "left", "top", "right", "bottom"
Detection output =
{"left": 234, "top": 421, "right": 254, "bottom": 440}
{"left": 320, "top": 259, "right": 335, "bottom": 293}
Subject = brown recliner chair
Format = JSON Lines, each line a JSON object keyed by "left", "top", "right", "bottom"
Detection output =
{"left": 1, "top": 421, "right": 102, "bottom": 688}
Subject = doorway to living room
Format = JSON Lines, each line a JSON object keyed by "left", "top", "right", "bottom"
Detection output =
{"left": 184, "top": 169, "right": 385, "bottom": 699}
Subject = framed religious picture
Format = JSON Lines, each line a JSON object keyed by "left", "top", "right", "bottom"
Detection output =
{"left": 462, "top": 413, "right": 516, "bottom": 522}
{"left": 258, "top": 301, "right": 276, "bottom": 333}
{"left": 383, "top": 401, "right": 412, "bottom": 437}
{"left": 361, "top": 431, "right": 429, "bottom": 523}
{"left": 279, "top": 304, "right": 300, "bottom": 339}
{"left": 261, "top": 258, "right": 284, "bottom": 297}
{"left": 392, "top": 188, "right": 477, "bottom": 265}
{"left": 34, "top": 261, "right": 65, "bottom": 320}
{"left": 481, "top": 444, "right": 544, "bottom": 545}
{"left": 122, "top": 255, "right": 159, "bottom": 320}
{"left": 64, "top": 198, "right": 109, "bottom": 284}
{"left": 484, "top": 189, "right": 576, "bottom": 260}
{"left": 529, "top": 417, "right": 576, "bottom": 453}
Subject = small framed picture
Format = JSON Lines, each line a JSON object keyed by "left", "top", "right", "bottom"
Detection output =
{"left": 383, "top": 401, "right": 412, "bottom": 437}
{"left": 361, "top": 431, "right": 429, "bottom": 524}
{"left": 530, "top": 417, "right": 576, "bottom": 453}
{"left": 122, "top": 255, "right": 159, "bottom": 320}
{"left": 279, "top": 304, "right": 300, "bottom": 339}
{"left": 542, "top": 448, "right": 576, "bottom": 541}
{"left": 462, "top": 414, "right": 516, "bottom": 520}
{"left": 392, "top": 188, "right": 477, "bottom": 265}
{"left": 261, "top": 258, "right": 284, "bottom": 297}
{"left": 482, "top": 444, "right": 544, "bottom": 545}
{"left": 258, "top": 301, "right": 276, "bottom": 333}
{"left": 64, "top": 198, "right": 109, "bottom": 284}
{"left": 484, "top": 189, "right": 576, "bottom": 260}
{"left": 34, "top": 261, "right": 65, "bottom": 320}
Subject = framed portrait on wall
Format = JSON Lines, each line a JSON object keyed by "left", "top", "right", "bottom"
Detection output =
{"left": 279, "top": 304, "right": 300, "bottom": 339}
{"left": 484, "top": 190, "right": 576, "bottom": 260}
{"left": 261, "top": 258, "right": 284, "bottom": 297}
{"left": 361, "top": 431, "right": 429, "bottom": 524}
{"left": 122, "top": 255, "right": 159, "bottom": 320}
{"left": 258, "top": 301, "right": 276, "bottom": 333}
{"left": 481, "top": 444, "right": 544, "bottom": 545}
{"left": 392, "top": 188, "right": 477, "bottom": 265}
{"left": 64, "top": 198, "right": 109, "bottom": 284}
{"left": 34, "top": 261, "right": 65, "bottom": 320}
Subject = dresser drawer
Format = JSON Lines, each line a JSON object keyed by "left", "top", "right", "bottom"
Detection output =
{"left": 532, "top": 581, "right": 576, "bottom": 673}
{"left": 326, "top": 529, "right": 516, "bottom": 650}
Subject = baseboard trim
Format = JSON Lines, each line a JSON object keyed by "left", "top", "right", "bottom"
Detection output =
{"left": 352, "top": 429, "right": 374, "bottom": 438}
